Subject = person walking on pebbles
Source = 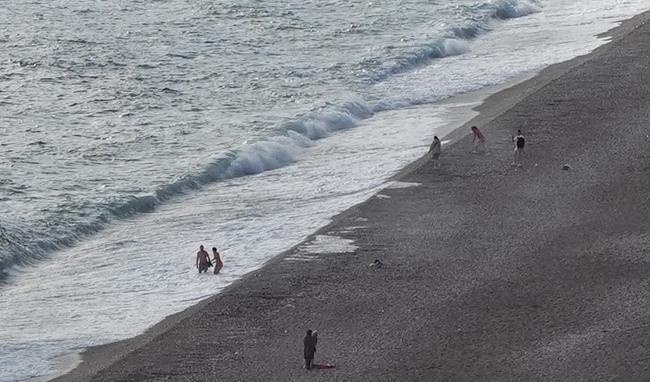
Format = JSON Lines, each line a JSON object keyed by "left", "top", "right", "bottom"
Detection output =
{"left": 471, "top": 126, "right": 486, "bottom": 153}
{"left": 303, "top": 329, "right": 318, "bottom": 370}
{"left": 511, "top": 129, "right": 525, "bottom": 166}
{"left": 428, "top": 135, "right": 441, "bottom": 168}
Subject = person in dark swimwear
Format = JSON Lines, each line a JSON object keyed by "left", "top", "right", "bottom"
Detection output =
{"left": 196, "top": 245, "right": 211, "bottom": 273}
{"left": 512, "top": 129, "right": 525, "bottom": 166}
{"left": 212, "top": 247, "right": 223, "bottom": 274}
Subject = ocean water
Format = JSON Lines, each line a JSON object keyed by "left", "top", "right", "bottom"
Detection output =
{"left": 1, "top": 0, "right": 648, "bottom": 380}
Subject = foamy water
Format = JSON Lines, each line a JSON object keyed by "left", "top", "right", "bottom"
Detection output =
{"left": 1, "top": 0, "right": 648, "bottom": 380}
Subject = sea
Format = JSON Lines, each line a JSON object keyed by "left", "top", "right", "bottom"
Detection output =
{"left": 1, "top": 0, "right": 648, "bottom": 380}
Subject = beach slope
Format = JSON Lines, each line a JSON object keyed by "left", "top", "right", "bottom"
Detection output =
{"left": 56, "top": 12, "right": 650, "bottom": 382}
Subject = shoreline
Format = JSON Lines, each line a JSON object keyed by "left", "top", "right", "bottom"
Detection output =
{"left": 39, "top": 32, "right": 536, "bottom": 382}
{"left": 47, "top": 70, "right": 532, "bottom": 382}
{"left": 52, "top": 10, "right": 650, "bottom": 382}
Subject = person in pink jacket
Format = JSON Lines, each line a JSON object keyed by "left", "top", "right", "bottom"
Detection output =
{"left": 471, "top": 126, "right": 486, "bottom": 153}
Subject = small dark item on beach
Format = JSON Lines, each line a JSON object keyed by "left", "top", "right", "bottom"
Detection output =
{"left": 207, "top": 261, "right": 213, "bottom": 268}
{"left": 562, "top": 164, "right": 571, "bottom": 171}
{"left": 369, "top": 259, "right": 384, "bottom": 268}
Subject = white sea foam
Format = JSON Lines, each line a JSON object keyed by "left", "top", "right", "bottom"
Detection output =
{"left": 299, "top": 235, "right": 358, "bottom": 255}
{"left": 385, "top": 182, "right": 423, "bottom": 189}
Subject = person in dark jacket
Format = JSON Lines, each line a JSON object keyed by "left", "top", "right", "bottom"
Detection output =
{"left": 303, "top": 329, "right": 318, "bottom": 369}
{"left": 428, "top": 135, "right": 441, "bottom": 168}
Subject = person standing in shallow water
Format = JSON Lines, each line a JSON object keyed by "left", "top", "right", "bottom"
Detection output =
{"left": 471, "top": 125, "right": 486, "bottom": 153}
{"left": 303, "top": 329, "right": 318, "bottom": 369}
{"left": 212, "top": 247, "right": 223, "bottom": 274}
{"left": 428, "top": 135, "right": 441, "bottom": 168}
{"left": 196, "top": 245, "right": 211, "bottom": 273}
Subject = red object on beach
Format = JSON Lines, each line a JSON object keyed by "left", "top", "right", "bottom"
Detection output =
{"left": 316, "top": 363, "right": 336, "bottom": 369}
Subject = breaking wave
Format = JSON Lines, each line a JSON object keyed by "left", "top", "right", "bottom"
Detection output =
{"left": 0, "top": 101, "right": 376, "bottom": 279}
{"left": 369, "top": 0, "right": 540, "bottom": 82}
{"left": 0, "top": 0, "right": 541, "bottom": 280}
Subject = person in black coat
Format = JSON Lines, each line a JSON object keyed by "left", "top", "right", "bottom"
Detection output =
{"left": 303, "top": 329, "right": 318, "bottom": 369}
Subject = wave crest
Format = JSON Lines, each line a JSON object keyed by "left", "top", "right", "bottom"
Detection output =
{"left": 0, "top": 1, "right": 542, "bottom": 280}
{"left": 0, "top": 100, "right": 374, "bottom": 280}
{"left": 370, "top": 0, "right": 540, "bottom": 81}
